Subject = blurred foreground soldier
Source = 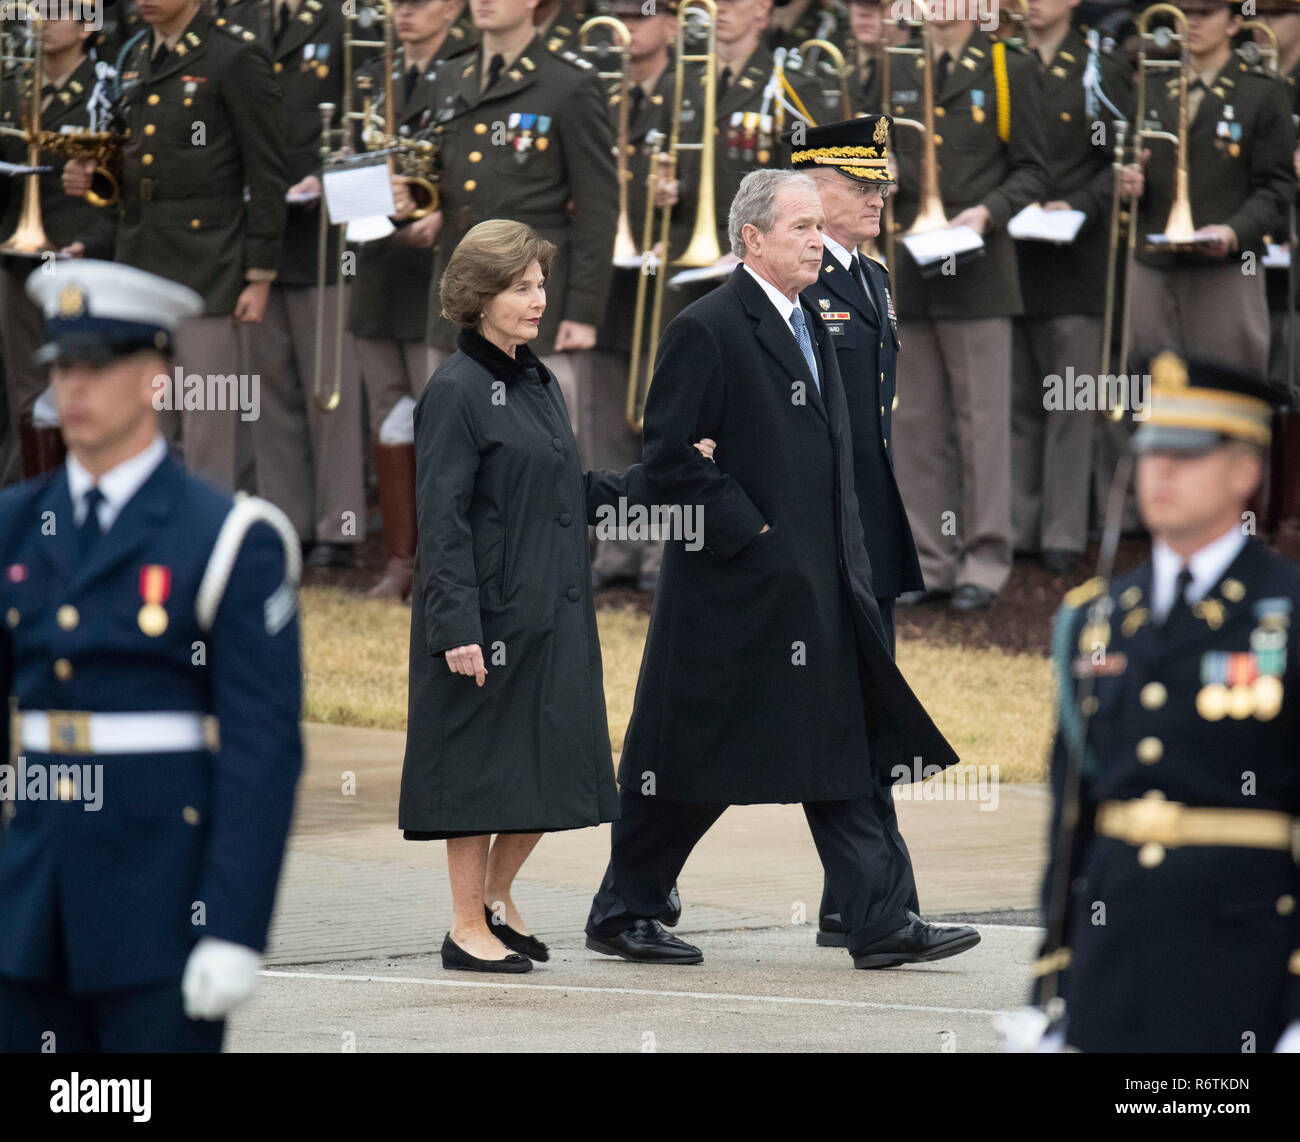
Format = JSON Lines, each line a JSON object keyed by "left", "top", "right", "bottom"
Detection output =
{"left": 0, "top": 261, "right": 303, "bottom": 1052}
{"left": 795, "top": 118, "right": 943, "bottom": 951}
{"left": 1011, "top": 0, "right": 1131, "bottom": 575}
{"left": 0, "top": 15, "right": 117, "bottom": 484}
{"left": 888, "top": 6, "right": 1048, "bottom": 612}
{"left": 61, "top": 0, "right": 289, "bottom": 490}
{"left": 586, "top": 170, "right": 976, "bottom": 969}
{"left": 1120, "top": 0, "right": 1296, "bottom": 373}
{"left": 1030, "top": 351, "right": 1300, "bottom": 1052}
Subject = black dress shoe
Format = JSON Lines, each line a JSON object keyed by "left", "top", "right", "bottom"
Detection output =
{"left": 305, "top": 542, "right": 354, "bottom": 570}
{"left": 852, "top": 912, "right": 980, "bottom": 969}
{"left": 485, "top": 906, "right": 549, "bottom": 962}
{"left": 586, "top": 919, "right": 703, "bottom": 964}
{"left": 949, "top": 584, "right": 996, "bottom": 612}
{"left": 662, "top": 883, "right": 681, "bottom": 928}
{"left": 815, "top": 913, "right": 847, "bottom": 948}
{"left": 440, "top": 933, "right": 533, "bottom": 973}
{"left": 1042, "top": 549, "right": 1081, "bottom": 575}
{"left": 897, "top": 588, "right": 950, "bottom": 606}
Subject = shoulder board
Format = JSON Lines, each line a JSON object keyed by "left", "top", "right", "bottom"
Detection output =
{"left": 559, "top": 50, "right": 593, "bottom": 70}
{"left": 216, "top": 20, "right": 255, "bottom": 42}
{"left": 1063, "top": 576, "right": 1105, "bottom": 611}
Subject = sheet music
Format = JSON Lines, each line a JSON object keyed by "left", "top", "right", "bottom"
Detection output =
{"left": 900, "top": 225, "right": 985, "bottom": 267}
{"left": 1008, "top": 204, "right": 1086, "bottom": 244}
{"left": 323, "top": 163, "right": 396, "bottom": 225}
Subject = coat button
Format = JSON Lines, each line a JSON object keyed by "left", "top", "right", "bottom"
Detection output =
{"left": 475, "top": 121, "right": 488, "bottom": 134}
{"left": 566, "top": 586, "right": 580, "bottom": 602}
{"left": 469, "top": 151, "right": 482, "bottom": 162}
{"left": 934, "top": 106, "right": 945, "bottom": 117}
{"left": 1140, "top": 682, "right": 1167, "bottom": 709}
{"left": 558, "top": 512, "right": 573, "bottom": 526}
{"left": 1135, "top": 736, "right": 1163, "bottom": 764}
{"left": 463, "top": 179, "right": 477, "bottom": 191}
{"left": 1060, "top": 111, "right": 1071, "bottom": 122}
{"left": 148, "top": 93, "right": 160, "bottom": 105}
{"left": 5, "top": 608, "right": 17, "bottom": 627}
{"left": 551, "top": 437, "right": 562, "bottom": 451}
{"left": 144, "top": 123, "right": 156, "bottom": 135}
{"left": 182, "top": 806, "right": 201, "bottom": 826}
{"left": 1137, "top": 842, "right": 1165, "bottom": 868}
{"left": 56, "top": 777, "right": 76, "bottom": 801}
{"left": 56, "top": 605, "right": 79, "bottom": 630}
{"left": 1278, "top": 895, "right": 1296, "bottom": 916}
{"left": 142, "top": 154, "right": 154, "bottom": 165}
{"left": 54, "top": 658, "right": 73, "bottom": 681}
{"left": 191, "top": 219, "right": 201, "bottom": 229}
{"left": 880, "top": 405, "right": 885, "bottom": 416}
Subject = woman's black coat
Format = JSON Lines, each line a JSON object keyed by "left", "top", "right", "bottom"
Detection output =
{"left": 619, "top": 267, "right": 958, "bottom": 804}
{"left": 399, "top": 329, "right": 638, "bottom": 835}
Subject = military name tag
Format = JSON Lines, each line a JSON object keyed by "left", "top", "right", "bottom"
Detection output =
{"left": 823, "top": 323, "right": 847, "bottom": 336}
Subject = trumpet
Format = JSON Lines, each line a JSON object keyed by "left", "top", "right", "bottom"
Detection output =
{"left": 577, "top": 15, "right": 637, "bottom": 265}
{"left": 625, "top": 0, "right": 721, "bottom": 432}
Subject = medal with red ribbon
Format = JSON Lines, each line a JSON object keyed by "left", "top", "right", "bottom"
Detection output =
{"left": 138, "top": 564, "right": 171, "bottom": 637}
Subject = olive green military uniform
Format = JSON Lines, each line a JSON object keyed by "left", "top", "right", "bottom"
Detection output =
{"left": 887, "top": 28, "right": 1048, "bottom": 596}
{"left": 111, "top": 9, "right": 288, "bottom": 490}
{"left": 1129, "top": 55, "right": 1296, "bottom": 374}
{"left": 0, "top": 55, "right": 118, "bottom": 482}
{"left": 537, "top": 1, "right": 583, "bottom": 56}
{"left": 764, "top": 0, "right": 851, "bottom": 56}
{"left": 1265, "top": 56, "right": 1300, "bottom": 399}
{"left": 1012, "top": 28, "right": 1131, "bottom": 562}
{"left": 221, "top": 0, "right": 365, "bottom": 547}
{"left": 423, "top": 34, "right": 618, "bottom": 429}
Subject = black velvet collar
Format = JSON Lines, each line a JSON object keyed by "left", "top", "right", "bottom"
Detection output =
{"left": 456, "top": 327, "right": 549, "bottom": 386}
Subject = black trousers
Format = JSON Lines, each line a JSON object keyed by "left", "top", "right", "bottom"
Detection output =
{"left": 588, "top": 785, "right": 915, "bottom": 956}
{"left": 819, "top": 596, "right": 919, "bottom": 924}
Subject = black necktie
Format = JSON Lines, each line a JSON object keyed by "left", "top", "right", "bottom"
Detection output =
{"left": 935, "top": 51, "right": 952, "bottom": 89}
{"left": 1165, "top": 565, "right": 1194, "bottom": 628}
{"left": 485, "top": 53, "right": 505, "bottom": 92}
{"left": 719, "top": 66, "right": 732, "bottom": 97}
{"left": 628, "top": 83, "right": 645, "bottom": 122}
{"left": 79, "top": 487, "right": 105, "bottom": 558}
{"left": 151, "top": 42, "right": 170, "bottom": 74}
{"left": 405, "top": 64, "right": 420, "bottom": 103}
{"left": 855, "top": 254, "right": 879, "bottom": 318}
{"left": 860, "top": 60, "right": 875, "bottom": 100}
{"left": 276, "top": 1, "right": 292, "bottom": 47}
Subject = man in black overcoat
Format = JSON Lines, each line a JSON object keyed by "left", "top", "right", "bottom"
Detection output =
{"left": 585, "top": 168, "right": 979, "bottom": 969}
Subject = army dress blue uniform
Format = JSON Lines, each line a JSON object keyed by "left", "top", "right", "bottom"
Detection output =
{"left": 0, "top": 262, "right": 304, "bottom": 1052}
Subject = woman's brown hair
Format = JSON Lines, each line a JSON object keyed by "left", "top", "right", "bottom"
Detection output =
{"left": 439, "top": 220, "right": 557, "bottom": 329}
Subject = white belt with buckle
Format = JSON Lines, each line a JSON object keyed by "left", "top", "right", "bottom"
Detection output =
{"left": 19, "top": 711, "right": 211, "bottom": 755}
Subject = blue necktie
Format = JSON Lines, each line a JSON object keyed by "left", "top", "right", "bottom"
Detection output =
{"left": 79, "top": 486, "right": 105, "bottom": 558}
{"left": 789, "top": 306, "right": 820, "bottom": 394}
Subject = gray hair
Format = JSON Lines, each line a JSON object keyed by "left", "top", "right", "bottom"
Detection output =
{"left": 728, "top": 169, "right": 818, "bottom": 259}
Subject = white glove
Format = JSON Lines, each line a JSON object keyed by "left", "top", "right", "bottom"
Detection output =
{"left": 181, "top": 937, "right": 263, "bottom": 1021}
{"left": 1275, "top": 1021, "right": 1300, "bottom": 1053}
{"left": 996, "top": 1006, "right": 1065, "bottom": 1053}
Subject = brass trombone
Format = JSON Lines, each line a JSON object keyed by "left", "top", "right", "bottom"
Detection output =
{"left": 1237, "top": 19, "right": 1279, "bottom": 73}
{"left": 577, "top": 14, "right": 637, "bottom": 265}
{"left": 889, "top": 12, "right": 948, "bottom": 236}
{"left": 797, "top": 37, "right": 851, "bottom": 121}
{"left": 0, "top": 8, "right": 51, "bottom": 256}
{"left": 625, "top": 0, "right": 721, "bottom": 432}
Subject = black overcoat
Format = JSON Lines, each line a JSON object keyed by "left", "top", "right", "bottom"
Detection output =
{"left": 618, "top": 267, "right": 958, "bottom": 804}
{"left": 400, "top": 330, "right": 636, "bottom": 835}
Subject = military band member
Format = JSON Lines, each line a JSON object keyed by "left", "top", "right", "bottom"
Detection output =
{"left": 351, "top": 0, "right": 466, "bottom": 600}
{"left": 535, "top": 0, "right": 583, "bottom": 54}
{"left": 417, "top": 0, "right": 618, "bottom": 429}
{"left": 0, "top": 16, "right": 117, "bottom": 483}
{"left": 61, "top": 0, "right": 289, "bottom": 492}
{"left": 1121, "top": 0, "right": 1296, "bottom": 375}
{"left": 1011, "top": 1, "right": 1132, "bottom": 576}
{"left": 589, "top": 0, "right": 678, "bottom": 591}
{"left": 889, "top": 6, "right": 1049, "bottom": 611}
{"left": 764, "top": 0, "right": 847, "bottom": 54}
{"left": 1035, "top": 351, "right": 1299, "bottom": 1053}
{"left": 0, "top": 260, "right": 303, "bottom": 1052}
{"left": 844, "top": 0, "right": 910, "bottom": 115}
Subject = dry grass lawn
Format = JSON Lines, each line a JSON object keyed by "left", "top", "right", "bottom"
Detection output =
{"left": 300, "top": 587, "right": 1055, "bottom": 783}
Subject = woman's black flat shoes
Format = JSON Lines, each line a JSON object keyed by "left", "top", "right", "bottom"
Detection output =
{"left": 441, "top": 933, "right": 532, "bottom": 973}
{"left": 485, "top": 905, "right": 551, "bottom": 962}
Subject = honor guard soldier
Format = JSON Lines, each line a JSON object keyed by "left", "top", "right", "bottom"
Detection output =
{"left": 888, "top": 5, "right": 1049, "bottom": 612}
{"left": 1011, "top": 4, "right": 1132, "bottom": 577}
{"left": 1031, "top": 351, "right": 1300, "bottom": 1053}
{"left": 350, "top": 0, "right": 466, "bottom": 600}
{"left": 0, "top": 260, "right": 303, "bottom": 1052}
{"left": 1121, "top": 0, "right": 1296, "bottom": 375}
{"left": 0, "top": 15, "right": 118, "bottom": 482}
{"left": 588, "top": 0, "right": 677, "bottom": 592}
{"left": 61, "top": 0, "right": 289, "bottom": 492}
{"left": 219, "top": 0, "right": 365, "bottom": 572}
{"left": 418, "top": 0, "right": 618, "bottom": 428}
{"left": 793, "top": 118, "right": 961, "bottom": 955}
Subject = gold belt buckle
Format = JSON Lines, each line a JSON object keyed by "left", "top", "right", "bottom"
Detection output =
{"left": 47, "top": 711, "right": 92, "bottom": 755}
{"left": 1124, "top": 795, "right": 1184, "bottom": 848}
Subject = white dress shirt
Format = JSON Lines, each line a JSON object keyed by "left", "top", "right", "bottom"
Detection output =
{"left": 67, "top": 435, "right": 169, "bottom": 533}
{"left": 1149, "top": 526, "right": 1247, "bottom": 622}
{"left": 744, "top": 262, "right": 798, "bottom": 322}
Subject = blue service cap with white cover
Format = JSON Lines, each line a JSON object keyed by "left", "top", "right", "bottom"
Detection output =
{"left": 25, "top": 259, "right": 204, "bottom": 366}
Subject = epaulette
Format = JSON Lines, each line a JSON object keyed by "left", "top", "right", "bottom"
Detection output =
{"left": 214, "top": 19, "right": 257, "bottom": 43}
{"left": 1063, "top": 576, "right": 1105, "bottom": 611}
{"left": 559, "top": 50, "right": 593, "bottom": 70}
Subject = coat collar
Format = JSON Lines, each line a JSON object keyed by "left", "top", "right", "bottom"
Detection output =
{"left": 935, "top": 28, "right": 991, "bottom": 105}
{"left": 454, "top": 35, "right": 544, "bottom": 112}
{"left": 811, "top": 247, "right": 879, "bottom": 327}
{"left": 456, "top": 327, "right": 549, "bottom": 386}
{"left": 141, "top": 10, "right": 210, "bottom": 86}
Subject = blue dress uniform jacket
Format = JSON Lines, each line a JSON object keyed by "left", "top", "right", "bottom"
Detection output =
{"left": 0, "top": 454, "right": 302, "bottom": 995}
{"left": 801, "top": 253, "right": 922, "bottom": 602}
{"left": 1040, "top": 541, "right": 1300, "bottom": 1051}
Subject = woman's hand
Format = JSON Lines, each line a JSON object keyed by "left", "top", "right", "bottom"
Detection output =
{"left": 694, "top": 437, "right": 717, "bottom": 462}
{"left": 446, "top": 643, "right": 487, "bottom": 687}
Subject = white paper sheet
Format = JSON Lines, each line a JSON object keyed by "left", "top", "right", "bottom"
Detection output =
{"left": 1264, "top": 243, "right": 1291, "bottom": 269}
{"left": 323, "top": 162, "right": 396, "bottom": 225}
{"left": 900, "top": 225, "right": 984, "bottom": 267}
{"left": 1008, "top": 204, "right": 1086, "bottom": 244}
